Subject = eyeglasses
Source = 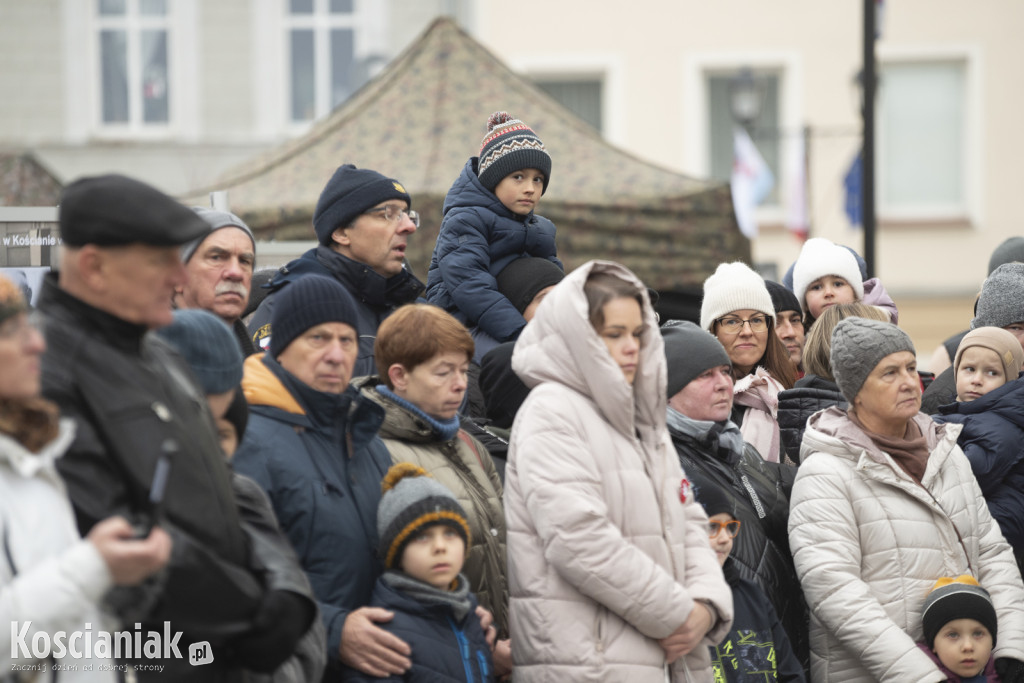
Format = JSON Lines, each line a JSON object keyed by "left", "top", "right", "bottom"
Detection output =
{"left": 363, "top": 204, "right": 420, "bottom": 228}
{"left": 715, "top": 315, "right": 768, "bottom": 335}
{"left": 707, "top": 520, "right": 741, "bottom": 538}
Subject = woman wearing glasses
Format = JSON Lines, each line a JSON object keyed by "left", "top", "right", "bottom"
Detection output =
{"left": 506, "top": 261, "right": 732, "bottom": 682}
{"left": 701, "top": 262, "right": 795, "bottom": 463}
{"left": 696, "top": 484, "right": 805, "bottom": 682}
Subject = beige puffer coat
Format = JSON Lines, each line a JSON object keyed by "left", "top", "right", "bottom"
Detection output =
{"left": 506, "top": 260, "right": 732, "bottom": 683}
{"left": 790, "top": 406, "right": 1024, "bottom": 682}
{"left": 357, "top": 380, "right": 509, "bottom": 637}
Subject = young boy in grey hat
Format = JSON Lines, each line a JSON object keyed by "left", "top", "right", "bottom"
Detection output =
{"left": 344, "top": 463, "right": 494, "bottom": 682}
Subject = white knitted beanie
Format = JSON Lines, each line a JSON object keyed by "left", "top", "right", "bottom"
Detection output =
{"left": 792, "top": 238, "right": 865, "bottom": 314}
{"left": 700, "top": 262, "right": 775, "bottom": 332}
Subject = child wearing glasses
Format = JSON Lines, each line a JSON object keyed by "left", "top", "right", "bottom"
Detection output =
{"left": 426, "top": 111, "right": 562, "bottom": 361}
{"left": 696, "top": 483, "right": 805, "bottom": 682}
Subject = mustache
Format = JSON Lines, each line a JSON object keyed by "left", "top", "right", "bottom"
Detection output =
{"left": 215, "top": 282, "right": 249, "bottom": 298}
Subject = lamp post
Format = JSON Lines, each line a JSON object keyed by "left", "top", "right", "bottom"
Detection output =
{"left": 729, "top": 68, "right": 763, "bottom": 132}
{"left": 862, "top": 0, "right": 877, "bottom": 278}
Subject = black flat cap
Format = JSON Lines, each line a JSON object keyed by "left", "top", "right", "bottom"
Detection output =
{"left": 59, "top": 174, "right": 209, "bottom": 247}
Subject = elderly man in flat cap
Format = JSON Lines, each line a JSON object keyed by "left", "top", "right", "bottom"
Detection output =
{"left": 176, "top": 207, "right": 258, "bottom": 355}
{"left": 38, "top": 174, "right": 314, "bottom": 682}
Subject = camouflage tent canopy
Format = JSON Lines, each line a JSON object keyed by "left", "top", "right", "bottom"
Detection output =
{"left": 185, "top": 17, "right": 749, "bottom": 297}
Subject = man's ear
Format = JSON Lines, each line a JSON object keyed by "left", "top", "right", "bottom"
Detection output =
{"left": 76, "top": 245, "right": 107, "bottom": 291}
{"left": 388, "top": 363, "right": 409, "bottom": 392}
{"left": 331, "top": 226, "right": 351, "bottom": 247}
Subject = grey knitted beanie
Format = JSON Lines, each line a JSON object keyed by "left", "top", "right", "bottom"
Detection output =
{"left": 377, "top": 463, "right": 471, "bottom": 570}
{"left": 972, "top": 263, "right": 1024, "bottom": 330}
{"left": 661, "top": 321, "right": 732, "bottom": 399}
{"left": 182, "top": 207, "right": 256, "bottom": 263}
{"left": 830, "top": 317, "right": 916, "bottom": 403}
{"left": 156, "top": 309, "right": 243, "bottom": 394}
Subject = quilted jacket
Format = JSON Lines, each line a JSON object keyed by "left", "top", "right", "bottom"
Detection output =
{"left": 776, "top": 374, "right": 846, "bottom": 464}
{"left": 789, "top": 406, "right": 1024, "bottom": 682}
{"left": 505, "top": 260, "right": 732, "bottom": 682}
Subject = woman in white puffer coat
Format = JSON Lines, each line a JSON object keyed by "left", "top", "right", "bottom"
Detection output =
{"left": 789, "top": 317, "right": 1024, "bottom": 683}
{"left": 505, "top": 260, "right": 732, "bottom": 683}
{"left": 0, "top": 274, "right": 170, "bottom": 682}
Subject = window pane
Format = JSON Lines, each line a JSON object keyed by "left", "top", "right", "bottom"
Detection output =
{"left": 880, "top": 61, "right": 964, "bottom": 207}
{"left": 535, "top": 80, "right": 603, "bottom": 133}
{"left": 99, "top": 0, "right": 126, "bottom": 16}
{"left": 289, "top": 0, "right": 313, "bottom": 14}
{"left": 141, "top": 30, "right": 169, "bottom": 123}
{"left": 101, "top": 30, "right": 129, "bottom": 123}
{"left": 330, "top": 28, "right": 354, "bottom": 110}
{"left": 708, "top": 73, "right": 780, "bottom": 204}
{"left": 290, "top": 29, "right": 315, "bottom": 121}
{"left": 330, "top": 0, "right": 353, "bottom": 13}
{"left": 140, "top": 0, "right": 167, "bottom": 16}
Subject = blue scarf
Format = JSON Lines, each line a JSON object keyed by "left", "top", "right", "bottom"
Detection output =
{"left": 377, "top": 385, "right": 461, "bottom": 441}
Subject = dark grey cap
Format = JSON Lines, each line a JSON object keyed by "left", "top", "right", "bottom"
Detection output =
{"left": 59, "top": 174, "right": 208, "bottom": 247}
{"left": 661, "top": 320, "right": 732, "bottom": 399}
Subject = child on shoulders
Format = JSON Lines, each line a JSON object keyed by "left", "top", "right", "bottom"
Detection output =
{"left": 426, "top": 111, "right": 561, "bottom": 355}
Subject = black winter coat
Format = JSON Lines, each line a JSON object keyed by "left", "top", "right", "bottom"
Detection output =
{"left": 38, "top": 275, "right": 307, "bottom": 682}
{"left": 922, "top": 365, "right": 957, "bottom": 414}
{"left": 777, "top": 375, "right": 846, "bottom": 464}
{"left": 248, "top": 246, "right": 425, "bottom": 377}
{"left": 710, "top": 562, "right": 805, "bottom": 682}
{"left": 668, "top": 420, "right": 807, "bottom": 670}
{"left": 343, "top": 576, "right": 494, "bottom": 682}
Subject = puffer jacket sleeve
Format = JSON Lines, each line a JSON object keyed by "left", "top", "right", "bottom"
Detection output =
{"left": 788, "top": 454, "right": 946, "bottom": 682}
{"left": 676, "top": 481, "right": 734, "bottom": 646}
{"left": 434, "top": 211, "right": 527, "bottom": 342}
{"left": 514, "top": 411, "right": 697, "bottom": 640}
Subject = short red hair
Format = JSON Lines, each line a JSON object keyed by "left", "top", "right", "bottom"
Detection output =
{"left": 375, "top": 304, "right": 474, "bottom": 389}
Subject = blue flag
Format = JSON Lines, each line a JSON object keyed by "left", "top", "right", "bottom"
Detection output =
{"left": 843, "top": 151, "right": 862, "bottom": 228}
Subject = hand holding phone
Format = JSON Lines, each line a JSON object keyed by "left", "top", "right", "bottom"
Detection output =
{"left": 132, "top": 438, "right": 177, "bottom": 538}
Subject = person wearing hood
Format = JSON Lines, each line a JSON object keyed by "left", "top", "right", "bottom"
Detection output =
{"left": 505, "top": 260, "right": 732, "bottom": 681}
{"left": 788, "top": 317, "right": 1024, "bottom": 682}
{"left": 662, "top": 320, "right": 807, "bottom": 672}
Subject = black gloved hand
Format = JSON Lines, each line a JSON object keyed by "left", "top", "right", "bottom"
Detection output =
{"left": 230, "top": 589, "right": 315, "bottom": 673}
{"left": 997, "top": 657, "right": 1024, "bottom": 683}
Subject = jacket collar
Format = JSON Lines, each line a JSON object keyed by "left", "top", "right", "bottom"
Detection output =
{"left": 314, "top": 246, "right": 424, "bottom": 308}
{"left": 0, "top": 418, "right": 75, "bottom": 480}
{"left": 39, "top": 273, "right": 150, "bottom": 354}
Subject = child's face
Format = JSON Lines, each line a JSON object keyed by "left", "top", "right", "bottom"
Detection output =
{"left": 932, "top": 618, "right": 992, "bottom": 678}
{"left": 804, "top": 275, "right": 856, "bottom": 319}
{"left": 494, "top": 168, "right": 545, "bottom": 216}
{"left": 956, "top": 346, "right": 1006, "bottom": 402}
{"left": 707, "top": 512, "right": 737, "bottom": 568}
{"left": 400, "top": 524, "right": 465, "bottom": 590}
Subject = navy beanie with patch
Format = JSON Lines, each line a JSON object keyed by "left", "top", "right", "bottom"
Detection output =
{"left": 312, "top": 164, "right": 411, "bottom": 245}
{"left": 269, "top": 275, "right": 360, "bottom": 358}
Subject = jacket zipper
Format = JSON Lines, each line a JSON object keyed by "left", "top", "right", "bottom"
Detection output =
{"left": 447, "top": 615, "right": 476, "bottom": 682}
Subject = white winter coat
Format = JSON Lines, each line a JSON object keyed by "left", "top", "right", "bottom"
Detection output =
{"left": 0, "top": 420, "right": 119, "bottom": 682}
{"left": 789, "top": 406, "right": 1024, "bottom": 682}
{"left": 506, "top": 260, "right": 732, "bottom": 683}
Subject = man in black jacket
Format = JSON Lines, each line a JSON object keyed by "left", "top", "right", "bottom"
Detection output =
{"left": 661, "top": 320, "right": 808, "bottom": 673}
{"left": 39, "top": 174, "right": 312, "bottom": 682}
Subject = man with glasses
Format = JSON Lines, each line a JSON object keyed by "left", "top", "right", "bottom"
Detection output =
{"left": 660, "top": 320, "right": 809, "bottom": 674}
{"left": 248, "top": 164, "right": 424, "bottom": 377}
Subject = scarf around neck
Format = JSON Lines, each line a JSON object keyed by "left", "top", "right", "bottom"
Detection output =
{"left": 377, "top": 385, "right": 461, "bottom": 441}
{"left": 380, "top": 569, "right": 473, "bottom": 622}
{"left": 666, "top": 408, "right": 747, "bottom": 463}
{"left": 733, "top": 366, "right": 783, "bottom": 462}
{"left": 849, "top": 411, "right": 929, "bottom": 483}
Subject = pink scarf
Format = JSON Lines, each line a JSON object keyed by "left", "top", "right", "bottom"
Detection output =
{"left": 733, "top": 366, "right": 783, "bottom": 462}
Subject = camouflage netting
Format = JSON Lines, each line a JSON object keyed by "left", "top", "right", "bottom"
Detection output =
{"left": 0, "top": 153, "right": 63, "bottom": 206}
{"left": 184, "top": 17, "right": 748, "bottom": 293}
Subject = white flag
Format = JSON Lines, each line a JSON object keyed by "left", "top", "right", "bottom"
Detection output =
{"left": 730, "top": 126, "right": 774, "bottom": 239}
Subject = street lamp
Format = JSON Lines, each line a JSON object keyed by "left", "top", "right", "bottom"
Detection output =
{"left": 729, "top": 68, "right": 764, "bottom": 131}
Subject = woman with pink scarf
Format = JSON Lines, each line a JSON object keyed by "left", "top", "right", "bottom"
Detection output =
{"left": 701, "top": 262, "right": 795, "bottom": 463}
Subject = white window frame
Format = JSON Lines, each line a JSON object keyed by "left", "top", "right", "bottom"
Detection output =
{"left": 252, "top": 0, "right": 386, "bottom": 136}
{"left": 875, "top": 44, "right": 981, "bottom": 224}
{"left": 63, "top": 0, "right": 198, "bottom": 141}
{"left": 504, "top": 54, "right": 626, "bottom": 148}
{"left": 683, "top": 52, "right": 802, "bottom": 224}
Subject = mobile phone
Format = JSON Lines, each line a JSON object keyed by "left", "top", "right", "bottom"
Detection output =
{"left": 132, "top": 438, "right": 177, "bottom": 538}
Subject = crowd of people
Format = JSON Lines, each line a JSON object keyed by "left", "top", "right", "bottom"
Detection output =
{"left": 3, "top": 110, "right": 1024, "bottom": 683}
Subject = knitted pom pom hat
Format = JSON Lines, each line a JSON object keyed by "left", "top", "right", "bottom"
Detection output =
{"left": 921, "top": 575, "right": 997, "bottom": 649}
{"left": 377, "top": 463, "right": 471, "bottom": 571}
{"left": 477, "top": 112, "right": 551, "bottom": 194}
